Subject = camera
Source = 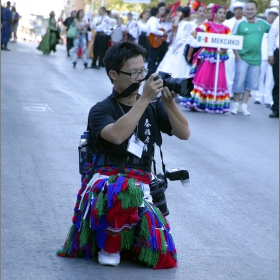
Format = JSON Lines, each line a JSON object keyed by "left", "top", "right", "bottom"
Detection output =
{"left": 149, "top": 168, "right": 190, "bottom": 216}
{"left": 155, "top": 71, "right": 194, "bottom": 98}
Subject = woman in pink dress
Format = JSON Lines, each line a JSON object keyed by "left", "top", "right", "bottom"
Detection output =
{"left": 185, "top": 4, "right": 231, "bottom": 114}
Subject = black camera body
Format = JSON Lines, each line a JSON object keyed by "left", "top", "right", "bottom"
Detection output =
{"left": 155, "top": 71, "right": 194, "bottom": 98}
{"left": 149, "top": 168, "right": 190, "bottom": 216}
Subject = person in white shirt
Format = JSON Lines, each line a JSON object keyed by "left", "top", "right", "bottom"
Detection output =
{"left": 125, "top": 12, "right": 139, "bottom": 43}
{"left": 89, "top": 7, "right": 110, "bottom": 69}
{"left": 267, "top": 15, "right": 279, "bottom": 118}
{"left": 223, "top": 1, "right": 245, "bottom": 99}
{"left": 253, "top": 7, "right": 278, "bottom": 106}
{"left": 157, "top": 6, "right": 193, "bottom": 78}
{"left": 147, "top": 3, "right": 169, "bottom": 75}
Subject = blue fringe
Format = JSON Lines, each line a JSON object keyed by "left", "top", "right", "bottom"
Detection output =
{"left": 146, "top": 210, "right": 158, "bottom": 251}
{"left": 84, "top": 243, "right": 92, "bottom": 259}
{"left": 114, "top": 175, "right": 125, "bottom": 196}
{"left": 107, "top": 183, "right": 115, "bottom": 209}
{"left": 93, "top": 179, "right": 107, "bottom": 194}
{"left": 95, "top": 227, "right": 107, "bottom": 249}
{"left": 165, "top": 229, "right": 175, "bottom": 252}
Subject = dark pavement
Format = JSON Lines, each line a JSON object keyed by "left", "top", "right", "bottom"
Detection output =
{"left": 1, "top": 41, "right": 279, "bottom": 280}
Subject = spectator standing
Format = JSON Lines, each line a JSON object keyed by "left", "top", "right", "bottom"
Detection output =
{"left": 231, "top": 1, "right": 271, "bottom": 116}
{"left": 267, "top": 15, "right": 279, "bottom": 118}
{"left": 72, "top": 9, "right": 88, "bottom": 69}
{"left": 90, "top": 7, "right": 110, "bottom": 69}
{"left": 253, "top": 7, "right": 278, "bottom": 106}
{"left": 1, "top": 1, "right": 12, "bottom": 51}
{"left": 223, "top": 1, "right": 245, "bottom": 99}
{"left": 63, "top": 10, "right": 76, "bottom": 57}
{"left": 10, "top": 6, "right": 20, "bottom": 42}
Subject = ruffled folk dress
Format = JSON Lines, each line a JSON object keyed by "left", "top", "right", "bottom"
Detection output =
{"left": 184, "top": 21, "right": 231, "bottom": 113}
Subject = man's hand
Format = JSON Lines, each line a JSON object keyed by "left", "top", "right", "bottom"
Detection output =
{"left": 268, "top": 56, "right": 274, "bottom": 66}
{"left": 161, "top": 87, "right": 177, "bottom": 105}
{"left": 141, "top": 73, "right": 164, "bottom": 102}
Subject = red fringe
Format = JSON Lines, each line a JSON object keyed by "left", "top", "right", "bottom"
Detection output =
{"left": 154, "top": 252, "right": 178, "bottom": 270}
{"left": 104, "top": 234, "right": 121, "bottom": 253}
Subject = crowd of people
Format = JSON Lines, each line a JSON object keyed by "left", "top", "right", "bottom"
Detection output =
{"left": 57, "top": 0, "right": 279, "bottom": 118}
{"left": 3, "top": 0, "right": 278, "bottom": 118}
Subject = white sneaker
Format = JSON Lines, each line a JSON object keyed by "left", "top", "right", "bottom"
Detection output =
{"left": 241, "top": 103, "right": 250, "bottom": 116}
{"left": 98, "top": 249, "right": 120, "bottom": 266}
{"left": 231, "top": 102, "right": 240, "bottom": 115}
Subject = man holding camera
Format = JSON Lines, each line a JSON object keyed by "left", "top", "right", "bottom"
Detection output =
{"left": 57, "top": 41, "right": 190, "bottom": 269}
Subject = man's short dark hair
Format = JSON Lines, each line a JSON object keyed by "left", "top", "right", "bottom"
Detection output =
{"left": 100, "top": 6, "right": 107, "bottom": 12}
{"left": 104, "top": 42, "right": 147, "bottom": 83}
{"left": 247, "top": 0, "right": 258, "bottom": 9}
{"left": 158, "top": 2, "right": 166, "bottom": 9}
{"left": 150, "top": 7, "right": 158, "bottom": 17}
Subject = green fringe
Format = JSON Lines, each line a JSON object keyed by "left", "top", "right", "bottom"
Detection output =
{"left": 159, "top": 229, "right": 167, "bottom": 253}
{"left": 139, "top": 214, "right": 150, "bottom": 239}
{"left": 120, "top": 227, "right": 136, "bottom": 250}
{"left": 117, "top": 179, "right": 143, "bottom": 209}
{"left": 79, "top": 220, "right": 91, "bottom": 248}
{"left": 139, "top": 246, "right": 159, "bottom": 268}
{"left": 108, "top": 175, "right": 117, "bottom": 184}
{"left": 95, "top": 192, "right": 106, "bottom": 218}
{"left": 60, "top": 225, "right": 75, "bottom": 255}
{"left": 153, "top": 206, "right": 167, "bottom": 226}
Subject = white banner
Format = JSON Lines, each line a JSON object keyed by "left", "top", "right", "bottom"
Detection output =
{"left": 123, "top": 0, "right": 151, "bottom": 3}
{"left": 196, "top": 33, "right": 244, "bottom": 50}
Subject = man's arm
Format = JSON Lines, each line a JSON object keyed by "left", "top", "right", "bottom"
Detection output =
{"left": 160, "top": 88, "right": 190, "bottom": 140}
{"left": 100, "top": 74, "right": 165, "bottom": 145}
{"left": 268, "top": 16, "right": 279, "bottom": 66}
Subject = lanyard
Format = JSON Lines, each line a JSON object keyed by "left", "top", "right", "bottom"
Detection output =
{"left": 116, "top": 102, "right": 139, "bottom": 138}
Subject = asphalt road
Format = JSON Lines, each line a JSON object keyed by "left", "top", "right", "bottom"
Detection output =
{"left": 1, "top": 41, "right": 279, "bottom": 280}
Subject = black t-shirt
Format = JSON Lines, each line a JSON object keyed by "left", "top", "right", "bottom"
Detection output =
{"left": 88, "top": 96, "right": 172, "bottom": 159}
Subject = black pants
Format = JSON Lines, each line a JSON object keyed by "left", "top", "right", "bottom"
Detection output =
{"left": 147, "top": 41, "right": 169, "bottom": 76}
{"left": 271, "top": 48, "right": 279, "bottom": 113}
{"left": 91, "top": 33, "right": 107, "bottom": 67}
{"left": 138, "top": 32, "right": 149, "bottom": 61}
{"left": 66, "top": 37, "right": 73, "bottom": 51}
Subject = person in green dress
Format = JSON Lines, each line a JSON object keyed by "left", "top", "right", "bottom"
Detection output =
{"left": 37, "top": 11, "right": 59, "bottom": 54}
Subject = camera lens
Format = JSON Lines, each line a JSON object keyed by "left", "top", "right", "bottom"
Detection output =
{"left": 152, "top": 192, "right": 169, "bottom": 216}
{"left": 164, "top": 77, "right": 192, "bottom": 98}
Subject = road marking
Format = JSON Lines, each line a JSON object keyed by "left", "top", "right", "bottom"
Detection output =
{"left": 22, "top": 103, "right": 53, "bottom": 112}
{"left": 16, "top": 48, "right": 32, "bottom": 53}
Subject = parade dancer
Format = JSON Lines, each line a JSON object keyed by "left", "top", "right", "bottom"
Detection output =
{"left": 185, "top": 4, "right": 231, "bottom": 113}
{"left": 90, "top": 7, "right": 110, "bottom": 69}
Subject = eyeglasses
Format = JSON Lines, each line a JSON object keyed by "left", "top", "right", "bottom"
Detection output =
{"left": 118, "top": 68, "right": 149, "bottom": 79}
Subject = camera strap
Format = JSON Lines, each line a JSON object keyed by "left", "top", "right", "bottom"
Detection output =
{"left": 147, "top": 100, "right": 166, "bottom": 179}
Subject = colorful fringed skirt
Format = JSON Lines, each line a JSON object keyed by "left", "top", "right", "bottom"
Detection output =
{"left": 181, "top": 47, "right": 230, "bottom": 114}
{"left": 57, "top": 164, "right": 178, "bottom": 269}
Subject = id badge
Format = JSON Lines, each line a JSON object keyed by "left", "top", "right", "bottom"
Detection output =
{"left": 127, "top": 134, "right": 144, "bottom": 158}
